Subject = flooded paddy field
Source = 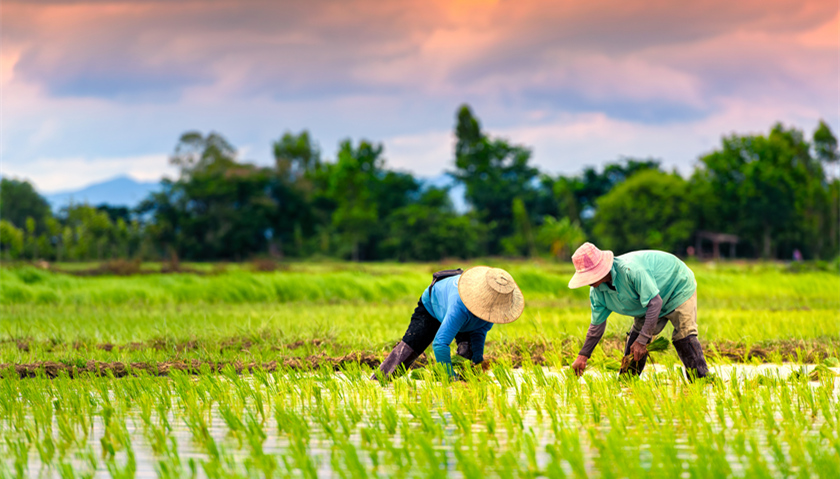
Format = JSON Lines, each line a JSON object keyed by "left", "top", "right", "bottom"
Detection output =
{"left": 1, "top": 364, "right": 838, "bottom": 478}
{"left": 1, "top": 262, "right": 838, "bottom": 477}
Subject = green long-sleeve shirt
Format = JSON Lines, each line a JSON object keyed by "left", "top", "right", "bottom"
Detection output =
{"left": 589, "top": 250, "right": 696, "bottom": 326}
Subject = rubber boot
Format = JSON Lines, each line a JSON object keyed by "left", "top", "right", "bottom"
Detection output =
{"left": 619, "top": 331, "right": 648, "bottom": 377}
{"left": 673, "top": 335, "right": 709, "bottom": 381}
{"left": 371, "top": 341, "right": 420, "bottom": 380}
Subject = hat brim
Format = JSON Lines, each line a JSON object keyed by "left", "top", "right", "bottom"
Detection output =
{"left": 568, "top": 250, "right": 614, "bottom": 289}
{"left": 458, "top": 266, "right": 525, "bottom": 324}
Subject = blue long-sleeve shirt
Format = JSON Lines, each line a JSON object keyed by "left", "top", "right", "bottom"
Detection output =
{"left": 420, "top": 275, "right": 493, "bottom": 373}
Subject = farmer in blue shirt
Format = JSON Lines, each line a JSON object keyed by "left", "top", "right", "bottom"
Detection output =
{"left": 373, "top": 266, "right": 525, "bottom": 379}
{"left": 567, "top": 243, "right": 709, "bottom": 380}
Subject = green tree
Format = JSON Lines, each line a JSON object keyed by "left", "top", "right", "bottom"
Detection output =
{"left": 323, "top": 140, "right": 384, "bottom": 261}
{"left": 828, "top": 180, "right": 840, "bottom": 258}
{"left": 25, "top": 217, "right": 37, "bottom": 259}
{"left": 96, "top": 205, "right": 131, "bottom": 224}
{"left": 536, "top": 216, "right": 586, "bottom": 260}
{"left": 542, "top": 158, "right": 662, "bottom": 225}
{"left": 380, "top": 188, "right": 482, "bottom": 261}
{"left": 692, "top": 123, "right": 833, "bottom": 258}
{"left": 813, "top": 120, "right": 839, "bottom": 256}
{"left": 451, "top": 105, "right": 539, "bottom": 254}
{"left": 813, "top": 120, "right": 839, "bottom": 163}
{"left": 308, "top": 137, "right": 427, "bottom": 261}
{"left": 549, "top": 176, "right": 580, "bottom": 222}
{"left": 501, "top": 197, "right": 536, "bottom": 257}
{"left": 35, "top": 234, "right": 53, "bottom": 261}
{"left": 593, "top": 170, "right": 695, "bottom": 254}
{"left": 274, "top": 130, "right": 321, "bottom": 180}
{"left": 169, "top": 131, "right": 237, "bottom": 178}
{"left": 114, "top": 218, "right": 130, "bottom": 258}
{"left": 60, "top": 226, "right": 74, "bottom": 261}
{"left": 138, "top": 131, "right": 276, "bottom": 260}
{"left": 272, "top": 131, "right": 322, "bottom": 257}
{"left": 0, "top": 178, "right": 52, "bottom": 232}
{"left": 61, "top": 204, "right": 114, "bottom": 260}
{"left": 0, "top": 220, "right": 24, "bottom": 259}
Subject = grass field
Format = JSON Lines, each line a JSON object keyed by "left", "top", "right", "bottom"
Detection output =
{"left": 1, "top": 261, "right": 837, "bottom": 367}
{"left": 1, "top": 261, "right": 838, "bottom": 477}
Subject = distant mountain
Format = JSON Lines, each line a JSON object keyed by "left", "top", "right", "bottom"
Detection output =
{"left": 45, "top": 176, "right": 162, "bottom": 209}
{"left": 42, "top": 174, "right": 468, "bottom": 213}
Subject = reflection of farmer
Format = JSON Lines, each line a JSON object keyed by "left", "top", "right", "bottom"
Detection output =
{"left": 373, "top": 267, "right": 524, "bottom": 379}
{"left": 568, "top": 243, "right": 709, "bottom": 379}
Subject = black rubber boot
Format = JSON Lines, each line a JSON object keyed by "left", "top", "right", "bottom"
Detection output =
{"left": 371, "top": 341, "right": 420, "bottom": 380}
{"left": 620, "top": 331, "right": 648, "bottom": 377}
{"left": 673, "top": 335, "right": 709, "bottom": 381}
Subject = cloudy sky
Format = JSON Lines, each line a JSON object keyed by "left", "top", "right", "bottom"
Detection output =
{"left": 2, "top": 0, "right": 837, "bottom": 192}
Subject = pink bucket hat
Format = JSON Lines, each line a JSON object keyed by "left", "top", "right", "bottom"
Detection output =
{"left": 568, "top": 242, "right": 614, "bottom": 289}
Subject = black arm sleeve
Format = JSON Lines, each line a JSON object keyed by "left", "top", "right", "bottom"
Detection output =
{"left": 635, "top": 294, "right": 663, "bottom": 345}
{"left": 578, "top": 322, "right": 607, "bottom": 358}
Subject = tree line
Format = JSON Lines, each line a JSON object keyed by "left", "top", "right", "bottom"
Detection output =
{"left": 2, "top": 105, "right": 838, "bottom": 263}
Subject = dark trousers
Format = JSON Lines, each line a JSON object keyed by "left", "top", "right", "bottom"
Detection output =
{"left": 402, "top": 299, "right": 471, "bottom": 359}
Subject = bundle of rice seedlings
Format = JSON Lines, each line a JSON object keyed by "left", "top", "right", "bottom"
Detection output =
{"left": 601, "top": 358, "right": 621, "bottom": 372}
{"left": 620, "top": 336, "right": 671, "bottom": 375}
{"left": 808, "top": 357, "right": 839, "bottom": 381}
{"left": 646, "top": 336, "right": 671, "bottom": 352}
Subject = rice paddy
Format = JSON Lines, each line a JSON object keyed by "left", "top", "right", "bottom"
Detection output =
{"left": 1, "top": 261, "right": 838, "bottom": 477}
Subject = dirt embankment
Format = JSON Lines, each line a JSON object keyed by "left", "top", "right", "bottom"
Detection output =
{"left": 7, "top": 336, "right": 836, "bottom": 361}
{"left": 5, "top": 337, "right": 340, "bottom": 354}
{"left": 2, "top": 353, "right": 388, "bottom": 380}
{"left": 1, "top": 337, "right": 836, "bottom": 379}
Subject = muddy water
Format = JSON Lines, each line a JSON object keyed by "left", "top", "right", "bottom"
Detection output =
{"left": 7, "top": 364, "right": 838, "bottom": 478}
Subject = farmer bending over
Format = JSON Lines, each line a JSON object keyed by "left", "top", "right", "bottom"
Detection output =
{"left": 568, "top": 243, "right": 709, "bottom": 380}
{"left": 373, "top": 266, "right": 524, "bottom": 380}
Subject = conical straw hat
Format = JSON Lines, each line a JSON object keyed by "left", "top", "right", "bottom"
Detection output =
{"left": 458, "top": 266, "right": 525, "bottom": 324}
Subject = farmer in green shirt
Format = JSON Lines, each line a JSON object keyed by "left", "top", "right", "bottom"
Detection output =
{"left": 567, "top": 242, "right": 709, "bottom": 380}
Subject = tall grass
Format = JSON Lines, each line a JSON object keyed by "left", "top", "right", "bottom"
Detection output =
{"left": 1, "top": 262, "right": 837, "bottom": 365}
{"left": 0, "top": 267, "right": 430, "bottom": 305}
{"left": 2, "top": 263, "right": 836, "bottom": 308}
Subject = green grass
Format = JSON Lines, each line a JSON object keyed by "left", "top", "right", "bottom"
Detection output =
{"left": 1, "top": 261, "right": 837, "bottom": 365}
{"left": 5, "top": 260, "right": 836, "bottom": 307}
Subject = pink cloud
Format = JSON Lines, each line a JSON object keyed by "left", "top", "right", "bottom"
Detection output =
{"left": 2, "top": 0, "right": 836, "bottom": 190}
{"left": 4, "top": 0, "right": 834, "bottom": 102}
